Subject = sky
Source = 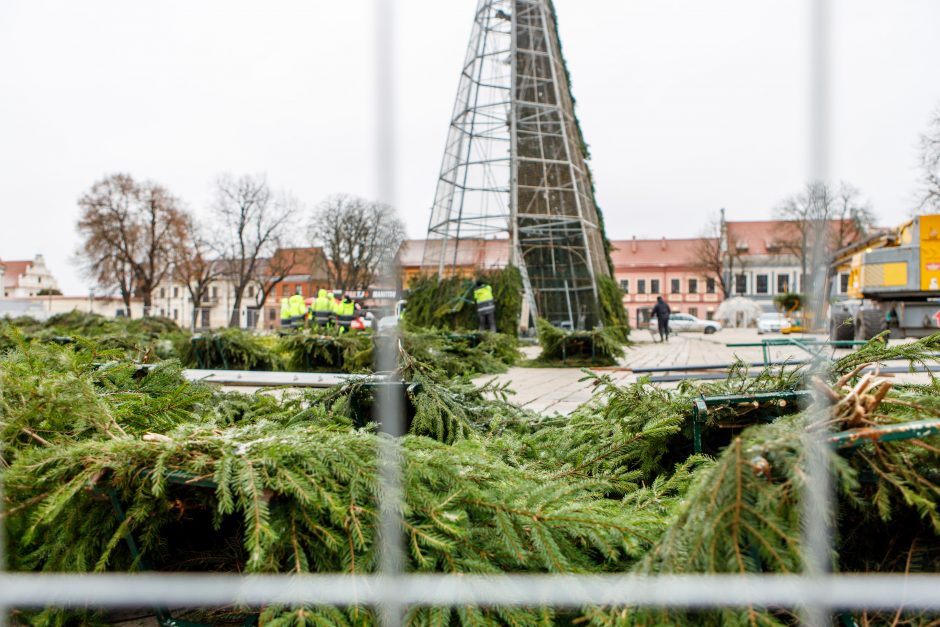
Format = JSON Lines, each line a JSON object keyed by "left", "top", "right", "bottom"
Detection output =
{"left": 1, "top": 1, "right": 939, "bottom": 295}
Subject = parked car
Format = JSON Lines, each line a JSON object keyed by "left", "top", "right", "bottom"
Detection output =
{"left": 648, "top": 313, "right": 722, "bottom": 335}
{"left": 756, "top": 312, "right": 787, "bottom": 334}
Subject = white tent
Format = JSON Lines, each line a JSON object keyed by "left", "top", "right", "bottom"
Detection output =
{"left": 715, "top": 296, "right": 766, "bottom": 328}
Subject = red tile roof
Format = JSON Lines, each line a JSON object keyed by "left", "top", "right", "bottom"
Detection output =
{"left": 398, "top": 239, "right": 510, "bottom": 269}
{"left": 725, "top": 220, "right": 792, "bottom": 256}
{"left": 1, "top": 260, "right": 32, "bottom": 289}
{"left": 608, "top": 238, "right": 709, "bottom": 269}
{"left": 726, "top": 219, "right": 863, "bottom": 256}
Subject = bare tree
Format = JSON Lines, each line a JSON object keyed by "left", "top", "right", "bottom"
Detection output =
{"left": 212, "top": 174, "right": 297, "bottom": 327}
{"left": 249, "top": 245, "right": 308, "bottom": 328}
{"left": 77, "top": 174, "right": 188, "bottom": 316}
{"left": 691, "top": 212, "right": 744, "bottom": 298}
{"left": 174, "top": 216, "right": 224, "bottom": 331}
{"left": 920, "top": 105, "right": 940, "bottom": 212}
{"left": 775, "top": 181, "right": 874, "bottom": 296}
{"left": 309, "top": 194, "right": 407, "bottom": 292}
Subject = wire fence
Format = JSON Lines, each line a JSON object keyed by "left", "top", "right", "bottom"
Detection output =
{"left": 2, "top": 1, "right": 939, "bottom": 626}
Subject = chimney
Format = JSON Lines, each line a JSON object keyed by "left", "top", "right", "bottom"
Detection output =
{"left": 661, "top": 236, "right": 667, "bottom": 251}
{"left": 631, "top": 235, "right": 637, "bottom": 253}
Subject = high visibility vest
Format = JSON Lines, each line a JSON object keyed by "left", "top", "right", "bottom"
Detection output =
{"left": 279, "top": 298, "right": 291, "bottom": 322}
{"left": 336, "top": 299, "right": 355, "bottom": 327}
{"left": 474, "top": 285, "right": 495, "bottom": 314}
{"left": 313, "top": 289, "right": 333, "bottom": 324}
{"left": 288, "top": 294, "right": 306, "bottom": 321}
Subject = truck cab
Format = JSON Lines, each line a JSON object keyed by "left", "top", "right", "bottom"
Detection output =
{"left": 830, "top": 215, "right": 940, "bottom": 340}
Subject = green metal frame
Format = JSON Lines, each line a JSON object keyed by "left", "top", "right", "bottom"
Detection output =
{"left": 560, "top": 335, "right": 597, "bottom": 365}
{"left": 105, "top": 472, "right": 256, "bottom": 627}
{"left": 691, "top": 391, "right": 812, "bottom": 453}
{"left": 726, "top": 338, "right": 869, "bottom": 367}
{"left": 828, "top": 419, "right": 940, "bottom": 449}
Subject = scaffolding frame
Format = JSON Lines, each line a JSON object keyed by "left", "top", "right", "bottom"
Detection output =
{"left": 423, "top": 0, "right": 610, "bottom": 330}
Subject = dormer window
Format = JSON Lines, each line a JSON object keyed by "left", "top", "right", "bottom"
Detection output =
{"left": 735, "top": 240, "right": 749, "bottom": 252}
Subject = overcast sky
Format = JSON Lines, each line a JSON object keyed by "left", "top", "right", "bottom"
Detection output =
{"left": 2, "top": 1, "right": 939, "bottom": 295}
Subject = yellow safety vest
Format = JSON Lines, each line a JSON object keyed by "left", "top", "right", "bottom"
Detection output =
{"left": 474, "top": 285, "right": 494, "bottom": 303}
{"left": 289, "top": 294, "right": 306, "bottom": 318}
{"left": 314, "top": 289, "right": 332, "bottom": 313}
{"left": 279, "top": 298, "right": 291, "bottom": 321}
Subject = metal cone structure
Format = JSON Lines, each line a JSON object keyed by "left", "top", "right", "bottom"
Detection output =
{"left": 423, "top": 0, "right": 611, "bottom": 330}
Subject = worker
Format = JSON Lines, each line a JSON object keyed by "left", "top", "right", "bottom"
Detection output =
{"left": 473, "top": 280, "right": 497, "bottom": 332}
{"left": 335, "top": 294, "right": 356, "bottom": 332}
{"left": 279, "top": 297, "right": 291, "bottom": 328}
{"left": 312, "top": 288, "right": 333, "bottom": 328}
{"left": 288, "top": 290, "right": 306, "bottom": 329}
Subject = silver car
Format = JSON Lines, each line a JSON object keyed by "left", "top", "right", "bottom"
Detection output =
{"left": 649, "top": 313, "right": 722, "bottom": 335}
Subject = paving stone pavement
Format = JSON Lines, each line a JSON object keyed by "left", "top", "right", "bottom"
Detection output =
{"left": 479, "top": 329, "right": 918, "bottom": 416}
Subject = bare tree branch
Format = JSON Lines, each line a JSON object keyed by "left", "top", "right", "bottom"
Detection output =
{"left": 212, "top": 174, "right": 298, "bottom": 327}
{"left": 76, "top": 173, "right": 188, "bottom": 316}
{"left": 919, "top": 105, "right": 940, "bottom": 213}
{"left": 174, "top": 215, "right": 224, "bottom": 331}
{"left": 309, "top": 194, "right": 407, "bottom": 292}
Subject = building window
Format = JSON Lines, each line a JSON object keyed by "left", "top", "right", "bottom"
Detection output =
{"left": 212, "top": 286, "right": 219, "bottom": 299}
{"left": 173, "top": 286, "right": 179, "bottom": 298}
{"left": 777, "top": 275, "right": 790, "bottom": 294}
{"left": 637, "top": 308, "right": 652, "bottom": 324}
{"left": 735, "top": 274, "right": 746, "bottom": 294}
{"left": 756, "top": 274, "right": 769, "bottom": 294}
{"left": 248, "top": 285, "right": 256, "bottom": 298}
{"left": 688, "top": 307, "right": 698, "bottom": 318}
{"left": 159, "top": 287, "right": 166, "bottom": 299}
{"left": 620, "top": 279, "right": 629, "bottom": 293}
{"left": 269, "top": 307, "right": 277, "bottom": 321}
{"left": 840, "top": 273, "right": 850, "bottom": 294}
{"left": 705, "top": 310, "right": 714, "bottom": 320}
{"left": 173, "top": 308, "right": 178, "bottom": 320}
{"left": 637, "top": 279, "right": 646, "bottom": 294}
{"left": 688, "top": 278, "right": 698, "bottom": 294}
{"left": 670, "top": 278, "right": 680, "bottom": 294}
{"left": 706, "top": 278, "right": 716, "bottom": 294}
{"left": 650, "top": 279, "right": 660, "bottom": 294}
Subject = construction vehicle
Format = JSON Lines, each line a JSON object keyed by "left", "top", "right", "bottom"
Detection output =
{"left": 829, "top": 214, "right": 940, "bottom": 340}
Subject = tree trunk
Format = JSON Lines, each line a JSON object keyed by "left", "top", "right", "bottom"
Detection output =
{"left": 121, "top": 288, "right": 133, "bottom": 319}
{"left": 229, "top": 288, "right": 244, "bottom": 328}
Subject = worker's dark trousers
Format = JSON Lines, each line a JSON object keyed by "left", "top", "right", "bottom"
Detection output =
{"left": 657, "top": 319, "right": 669, "bottom": 342}
{"left": 478, "top": 310, "right": 496, "bottom": 332}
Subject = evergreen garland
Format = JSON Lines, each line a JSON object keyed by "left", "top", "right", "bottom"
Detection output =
{"left": 2, "top": 333, "right": 940, "bottom": 625}
{"left": 404, "top": 267, "right": 523, "bottom": 335}
{"left": 535, "top": 318, "right": 625, "bottom": 366}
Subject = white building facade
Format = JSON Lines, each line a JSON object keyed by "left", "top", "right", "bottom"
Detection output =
{"left": 1, "top": 254, "right": 60, "bottom": 298}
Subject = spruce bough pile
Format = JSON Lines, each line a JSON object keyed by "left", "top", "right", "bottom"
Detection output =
{"left": 403, "top": 266, "right": 524, "bottom": 335}
{"left": 535, "top": 318, "right": 625, "bottom": 366}
{"left": 1, "top": 334, "right": 940, "bottom": 625}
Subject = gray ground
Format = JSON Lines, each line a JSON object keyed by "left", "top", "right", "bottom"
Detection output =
{"left": 478, "top": 328, "right": 927, "bottom": 415}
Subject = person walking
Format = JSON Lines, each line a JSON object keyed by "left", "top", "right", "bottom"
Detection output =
{"left": 651, "top": 295, "right": 672, "bottom": 342}
{"left": 473, "top": 280, "right": 497, "bottom": 332}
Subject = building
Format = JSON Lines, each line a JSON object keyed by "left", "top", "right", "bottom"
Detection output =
{"left": 609, "top": 237, "right": 721, "bottom": 327}
{"left": 397, "top": 239, "right": 510, "bottom": 287}
{"left": 723, "top": 219, "right": 859, "bottom": 312}
{"left": 1, "top": 254, "right": 60, "bottom": 298}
